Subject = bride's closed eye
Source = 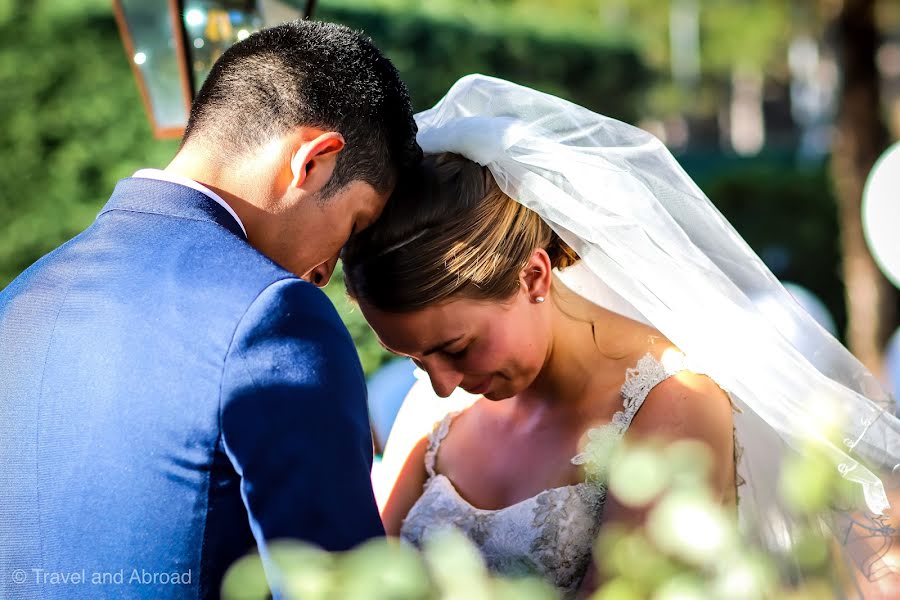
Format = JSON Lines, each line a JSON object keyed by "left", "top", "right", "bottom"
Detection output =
{"left": 444, "top": 344, "right": 470, "bottom": 360}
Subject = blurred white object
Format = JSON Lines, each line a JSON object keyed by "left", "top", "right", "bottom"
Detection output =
{"left": 782, "top": 282, "right": 837, "bottom": 336}
{"left": 886, "top": 328, "right": 900, "bottom": 409}
{"left": 863, "top": 141, "right": 900, "bottom": 288}
{"left": 367, "top": 358, "right": 417, "bottom": 453}
{"left": 372, "top": 372, "right": 478, "bottom": 511}
{"left": 750, "top": 282, "right": 838, "bottom": 375}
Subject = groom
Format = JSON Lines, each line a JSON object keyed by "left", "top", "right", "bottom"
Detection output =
{"left": 0, "top": 20, "right": 419, "bottom": 599}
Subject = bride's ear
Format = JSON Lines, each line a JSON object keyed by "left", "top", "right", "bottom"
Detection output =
{"left": 520, "top": 249, "right": 552, "bottom": 303}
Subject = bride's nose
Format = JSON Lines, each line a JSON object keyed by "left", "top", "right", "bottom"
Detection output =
{"left": 426, "top": 362, "right": 463, "bottom": 398}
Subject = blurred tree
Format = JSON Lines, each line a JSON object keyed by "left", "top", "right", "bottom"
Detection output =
{"left": 1, "top": 0, "right": 649, "bottom": 377}
{"left": 481, "top": 0, "right": 900, "bottom": 372}
{"left": 6, "top": 0, "right": 895, "bottom": 374}
{"left": 474, "top": 0, "right": 794, "bottom": 122}
{"left": 0, "top": 0, "right": 178, "bottom": 285}
{"left": 317, "top": 0, "right": 650, "bottom": 121}
{"left": 828, "top": 0, "right": 896, "bottom": 376}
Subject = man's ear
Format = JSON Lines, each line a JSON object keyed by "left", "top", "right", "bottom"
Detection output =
{"left": 289, "top": 131, "right": 346, "bottom": 192}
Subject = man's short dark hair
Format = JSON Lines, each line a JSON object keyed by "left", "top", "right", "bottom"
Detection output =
{"left": 182, "top": 20, "right": 420, "bottom": 197}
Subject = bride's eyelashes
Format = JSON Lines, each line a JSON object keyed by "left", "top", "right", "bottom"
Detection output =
{"left": 445, "top": 347, "right": 468, "bottom": 360}
{"left": 444, "top": 341, "right": 476, "bottom": 361}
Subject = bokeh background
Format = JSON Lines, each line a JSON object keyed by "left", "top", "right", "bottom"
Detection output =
{"left": 2, "top": 0, "right": 899, "bottom": 390}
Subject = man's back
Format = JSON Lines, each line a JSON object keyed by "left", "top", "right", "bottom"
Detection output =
{"left": 0, "top": 177, "right": 383, "bottom": 599}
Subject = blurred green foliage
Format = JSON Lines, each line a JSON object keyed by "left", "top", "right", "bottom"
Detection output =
{"left": 0, "top": 0, "right": 178, "bottom": 286}
{"left": 221, "top": 435, "right": 858, "bottom": 600}
{"left": 316, "top": 0, "right": 651, "bottom": 120}
{"left": 685, "top": 155, "right": 846, "bottom": 336}
{"left": 0, "top": 0, "right": 647, "bottom": 376}
{"left": 222, "top": 529, "right": 559, "bottom": 600}
{"left": 1, "top": 0, "right": 847, "bottom": 377}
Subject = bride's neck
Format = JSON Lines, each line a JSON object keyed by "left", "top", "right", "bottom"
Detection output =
{"left": 515, "top": 282, "right": 633, "bottom": 416}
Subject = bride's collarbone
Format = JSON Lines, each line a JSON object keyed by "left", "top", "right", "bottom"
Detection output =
{"left": 438, "top": 457, "right": 585, "bottom": 511}
{"left": 434, "top": 412, "right": 586, "bottom": 508}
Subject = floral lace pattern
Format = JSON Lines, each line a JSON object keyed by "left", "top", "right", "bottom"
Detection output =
{"left": 401, "top": 474, "right": 604, "bottom": 596}
{"left": 400, "top": 352, "right": 690, "bottom": 598}
{"left": 571, "top": 352, "right": 689, "bottom": 483}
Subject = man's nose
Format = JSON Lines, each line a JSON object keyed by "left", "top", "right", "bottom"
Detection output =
{"left": 305, "top": 256, "right": 339, "bottom": 288}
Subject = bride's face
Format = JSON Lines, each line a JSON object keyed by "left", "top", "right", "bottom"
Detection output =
{"left": 361, "top": 291, "right": 552, "bottom": 401}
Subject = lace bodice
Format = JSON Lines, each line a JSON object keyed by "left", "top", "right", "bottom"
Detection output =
{"left": 400, "top": 352, "right": 690, "bottom": 598}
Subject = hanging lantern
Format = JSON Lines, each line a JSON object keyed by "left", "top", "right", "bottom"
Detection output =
{"left": 113, "top": 1, "right": 318, "bottom": 139}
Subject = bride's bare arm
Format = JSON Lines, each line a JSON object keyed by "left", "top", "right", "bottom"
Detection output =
{"left": 623, "top": 371, "right": 736, "bottom": 500}
{"left": 579, "top": 372, "right": 735, "bottom": 594}
{"left": 381, "top": 435, "right": 430, "bottom": 536}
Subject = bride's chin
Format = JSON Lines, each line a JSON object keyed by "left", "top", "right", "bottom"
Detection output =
{"left": 483, "top": 387, "right": 516, "bottom": 402}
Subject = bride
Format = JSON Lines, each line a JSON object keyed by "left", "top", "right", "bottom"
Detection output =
{"left": 340, "top": 75, "right": 900, "bottom": 597}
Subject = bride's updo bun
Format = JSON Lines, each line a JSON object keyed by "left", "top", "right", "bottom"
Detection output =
{"left": 343, "top": 152, "right": 580, "bottom": 312}
{"left": 547, "top": 233, "right": 580, "bottom": 271}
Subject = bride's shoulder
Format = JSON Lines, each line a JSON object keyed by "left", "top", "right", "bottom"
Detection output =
{"left": 625, "top": 358, "right": 734, "bottom": 448}
{"left": 435, "top": 398, "right": 497, "bottom": 442}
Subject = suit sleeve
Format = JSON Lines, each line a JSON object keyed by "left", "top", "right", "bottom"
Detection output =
{"left": 220, "top": 278, "right": 384, "bottom": 555}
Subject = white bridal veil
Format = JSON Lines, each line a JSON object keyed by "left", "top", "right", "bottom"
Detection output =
{"left": 408, "top": 73, "right": 900, "bottom": 585}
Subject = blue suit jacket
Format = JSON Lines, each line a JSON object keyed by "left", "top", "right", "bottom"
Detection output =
{"left": 0, "top": 178, "right": 384, "bottom": 599}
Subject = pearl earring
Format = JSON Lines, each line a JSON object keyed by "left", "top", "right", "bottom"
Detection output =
{"left": 535, "top": 296, "right": 545, "bottom": 303}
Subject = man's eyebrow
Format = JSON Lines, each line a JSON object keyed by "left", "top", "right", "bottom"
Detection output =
{"left": 422, "top": 335, "right": 464, "bottom": 357}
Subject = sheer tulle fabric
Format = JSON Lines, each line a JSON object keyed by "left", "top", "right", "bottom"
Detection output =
{"left": 414, "top": 74, "right": 900, "bottom": 584}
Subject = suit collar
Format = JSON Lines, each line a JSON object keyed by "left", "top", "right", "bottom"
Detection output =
{"left": 99, "top": 177, "right": 247, "bottom": 240}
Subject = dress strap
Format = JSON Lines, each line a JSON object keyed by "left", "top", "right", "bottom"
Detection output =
{"left": 571, "top": 351, "right": 692, "bottom": 480}
{"left": 617, "top": 351, "right": 689, "bottom": 431}
{"left": 424, "top": 410, "right": 461, "bottom": 479}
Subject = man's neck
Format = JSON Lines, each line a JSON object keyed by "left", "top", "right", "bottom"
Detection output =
{"left": 165, "top": 153, "right": 261, "bottom": 240}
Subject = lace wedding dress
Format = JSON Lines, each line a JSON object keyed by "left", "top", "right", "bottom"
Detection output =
{"left": 400, "top": 352, "right": 705, "bottom": 598}
{"left": 399, "top": 74, "right": 900, "bottom": 594}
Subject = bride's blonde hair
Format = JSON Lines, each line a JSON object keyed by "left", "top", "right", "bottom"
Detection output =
{"left": 342, "top": 152, "right": 579, "bottom": 311}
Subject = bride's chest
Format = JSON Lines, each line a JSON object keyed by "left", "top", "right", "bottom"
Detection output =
{"left": 401, "top": 475, "right": 605, "bottom": 593}
{"left": 434, "top": 415, "right": 604, "bottom": 510}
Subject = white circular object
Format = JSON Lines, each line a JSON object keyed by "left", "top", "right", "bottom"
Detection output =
{"left": 863, "top": 141, "right": 900, "bottom": 289}
{"left": 184, "top": 9, "right": 206, "bottom": 28}
{"left": 782, "top": 282, "right": 837, "bottom": 336}
{"left": 885, "top": 327, "right": 900, "bottom": 408}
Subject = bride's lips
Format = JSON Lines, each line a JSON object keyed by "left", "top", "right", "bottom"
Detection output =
{"left": 463, "top": 376, "right": 492, "bottom": 396}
